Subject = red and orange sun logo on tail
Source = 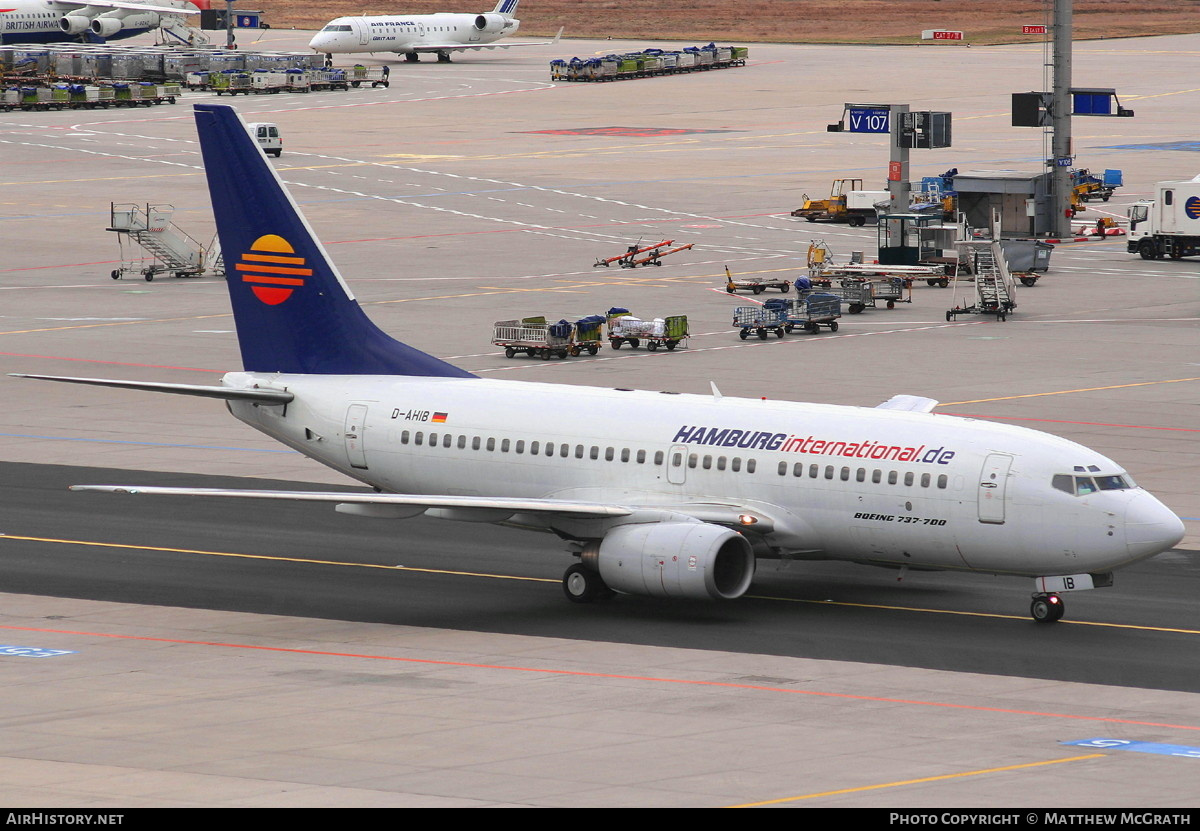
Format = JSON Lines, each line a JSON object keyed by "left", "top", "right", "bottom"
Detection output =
{"left": 235, "top": 234, "right": 312, "bottom": 305}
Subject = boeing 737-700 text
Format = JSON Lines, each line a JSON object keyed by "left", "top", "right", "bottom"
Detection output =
{"left": 14, "top": 103, "right": 1185, "bottom": 624}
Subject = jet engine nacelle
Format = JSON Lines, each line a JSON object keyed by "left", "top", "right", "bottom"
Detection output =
{"left": 59, "top": 14, "right": 97, "bottom": 35}
{"left": 591, "top": 522, "right": 755, "bottom": 600}
{"left": 91, "top": 11, "right": 159, "bottom": 38}
{"left": 473, "top": 13, "right": 506, "bottom": 33}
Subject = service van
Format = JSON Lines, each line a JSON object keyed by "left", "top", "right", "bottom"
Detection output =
{"left": 247, "top": 123, "right": 282, "bottom": 157}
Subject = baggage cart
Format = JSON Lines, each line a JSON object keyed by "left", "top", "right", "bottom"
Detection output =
{"left": 346, "top": 65, "right": 389, "bottom": 88}
{"left": 825, "top": 277, "right": 908, "bottom": 313}
{"left": 571, "top": 315, "right": 605, "bottom": 356}
{"left": 492, "top": 317, "right": 574, "bottom": 360}
{"left": 783, "top": 293, "right": 842, "bottom": 333}
{"left": 733, "top": 301, "right": 789, "bottom": 340}
{"left": 724, "top": 266, "right": 791, "bottom": 295}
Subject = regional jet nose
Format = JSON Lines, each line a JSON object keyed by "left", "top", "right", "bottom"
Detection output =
{"left": 1125, "top": 492, "right": 1186, "bottom": 559}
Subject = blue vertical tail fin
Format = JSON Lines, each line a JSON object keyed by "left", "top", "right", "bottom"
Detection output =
{"left": 193, "top": 103, "right": 473, "bottom": 378}
{"left": 493, "top": 0, "right": 519, "bottom": 17}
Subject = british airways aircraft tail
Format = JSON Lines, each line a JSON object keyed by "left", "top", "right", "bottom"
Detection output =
{"left": 193, "top": 103, "right": 474, "bottom": 378}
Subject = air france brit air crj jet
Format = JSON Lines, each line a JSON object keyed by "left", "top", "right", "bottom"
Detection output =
{"left": 16, "top": 104, "right": 1185, "bottom": 624}
{"left": 0, "top": 0, "right": 197, "bottom": 45}
{"left": 308, "top": 0, "right": 560, "bottom": 63}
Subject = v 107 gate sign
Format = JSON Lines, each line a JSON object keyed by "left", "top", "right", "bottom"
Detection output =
{"left": 848, "top": 108, "right": 890, "bottom": 133}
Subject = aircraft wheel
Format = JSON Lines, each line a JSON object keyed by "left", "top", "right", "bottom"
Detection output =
{"left": 1031, "top": 594, "right": 1064, "bottom": 623}
{"left": 563, "top": 563, "right": 608, "bottom": 603}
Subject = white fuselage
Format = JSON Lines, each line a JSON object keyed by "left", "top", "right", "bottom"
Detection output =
{"left": 224, "top": 372, "right": 1184, "bottom": 580}
{"left": 309, "top": 13, "right": 518, "bottom": 55}
{"left": 0, "top": 0, "right": 188, "bottom": 45}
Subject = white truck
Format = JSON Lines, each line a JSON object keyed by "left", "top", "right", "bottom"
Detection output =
{"left": 1127, "top": 176, "right": 1200, "bottom": 260}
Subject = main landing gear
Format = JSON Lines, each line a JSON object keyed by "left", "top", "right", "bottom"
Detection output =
{"left": 1030, "top": 593, "right": 1065, "bottom": 623}
{"left": 563, "top": 563, "right": 614, "bottom": 603}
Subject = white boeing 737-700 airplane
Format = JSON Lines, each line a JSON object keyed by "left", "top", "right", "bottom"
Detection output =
{"left": 15, "top": 104, "right": 1186, "bottom": 623}
{"left": 308, "top": 0, "right": 559, "bottom": 62}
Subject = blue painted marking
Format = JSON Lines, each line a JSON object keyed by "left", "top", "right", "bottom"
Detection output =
{"left": 1063, "top": 738, "right": 1200, "bottom": 759}
{"left": 1101, "top": 141, "right": 1200, "bottom": 152}
{"left": 0, "top": 645, "right": 77, "bottom": 658}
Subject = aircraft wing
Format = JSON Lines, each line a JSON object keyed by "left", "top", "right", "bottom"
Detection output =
{"left": 68, "top": 485, "right": 789, "bottom": 534}
{"left": 71, "top": 485, "right": 634, "bottom": 521}
{"left": 57, "top": 0, "right": 199, "bottom": 13}
{"left": 415, "top": 27, "right": 562, "bottom": 53}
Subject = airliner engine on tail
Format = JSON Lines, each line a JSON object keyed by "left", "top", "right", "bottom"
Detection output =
{"left": 0, "top": 0, "right": 197, "bottom": 45}
{"left": 15, "top": 104, "right": 1185, "bottom": 624}
{"left": 308, "top": 0, "right": 559, "bottom": 63}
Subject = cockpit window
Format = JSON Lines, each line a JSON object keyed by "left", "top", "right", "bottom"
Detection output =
{"left": 322, "top": 24, "right": 352, "bottom": 32}
{"left": 1054, "top": 473, "right": 1135, "bottom": 495}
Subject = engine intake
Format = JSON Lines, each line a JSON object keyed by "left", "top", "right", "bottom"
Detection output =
{"left": 90, "top": 16, "right": 125, "bottom": 37}
{"left": 589, "top": 522, "right": 755, "bottom": 600}
{"left": 473, "top": 13, "right": 505, "bottom": 33}
{"left": 59, "top": 15, "right": 94, "bottom": 35}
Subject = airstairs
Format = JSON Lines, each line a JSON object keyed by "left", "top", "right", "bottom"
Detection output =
{"left": 107, "top": 203, "right": 222, "bottom": 281}
{"left": 946, "top": 210, "right": 1017, "bottom": 322}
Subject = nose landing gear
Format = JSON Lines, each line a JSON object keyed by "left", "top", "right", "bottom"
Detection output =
{"left": 1031, "top": 593, "right": 1065, "bottom": 623}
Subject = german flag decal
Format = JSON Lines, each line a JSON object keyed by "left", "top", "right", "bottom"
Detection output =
{"left": 236, "top": 234, "right": 312, "bottom": 305}
{"left": 431, "top": 412, "right": 448, "bottom": 423}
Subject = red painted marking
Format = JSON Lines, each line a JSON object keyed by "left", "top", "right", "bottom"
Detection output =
{"left": 3, "top": 623, "right": 1197, "bottom": 732}
{"left": 250, "top": 286, "right": 294, "bottom": 305}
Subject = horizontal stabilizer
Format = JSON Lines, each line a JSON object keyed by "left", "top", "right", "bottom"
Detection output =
{"left": 10, "top": 374, "right": 294, "bottom": 404}
{"left": 875, "top": 394, "right": 939, "bottom": 413}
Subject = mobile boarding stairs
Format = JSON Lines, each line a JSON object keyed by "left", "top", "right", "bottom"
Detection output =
{"left": 107, "top": 203, "right": 223, "bottom": 281}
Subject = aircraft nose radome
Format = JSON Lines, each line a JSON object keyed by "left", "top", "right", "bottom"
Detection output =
{"left": 1125, "top": 492, "right": 1186, "bottom": 558}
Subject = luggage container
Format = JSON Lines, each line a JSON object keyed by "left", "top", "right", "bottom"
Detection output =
{"left": 607, "top": 312, "right": 687, "bottom": 351}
